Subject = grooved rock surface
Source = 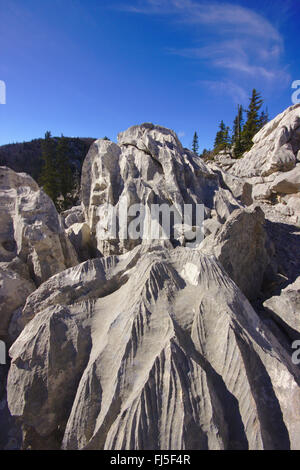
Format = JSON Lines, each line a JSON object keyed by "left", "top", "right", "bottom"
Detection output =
{"left": 2, "top": 117, "right": 300, "bottom": 451}
{"left": 7, "top": 246, "right": 300, "bottom": 450}
{"left": 81, "top": 123, "right": 240, "bottom": 256}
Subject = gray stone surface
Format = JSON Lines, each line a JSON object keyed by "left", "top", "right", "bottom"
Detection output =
{"left": 230, "top": 104, "right": 300, "bottom": 177}
{"left": 0, "top": 265, "right": 35, "bottom": 340}
{"left": 0, "top": 166, "right": 78, "bottom": 285}
{"left": 264, "top": 277, "right": 300, "bottom": 340}
{"left": 61, "top": 205, "right": 85, "bottom": 228}
{"left": 201, "top": 206, "right": 273, "bottom": 300}
{"left": 7, "top": 245, "right": 300, "bottom": 450}
{"left": 81, "top": 124, "right": 240, "bottom": 256}
{"left": 270, "top": 164, "right": 300, "bottom": 195}
{"left": 66, "top": 222, "right": 92, "bottom": 262}
{"left": 1, "top": 116, "right": 300, "bottom": 451}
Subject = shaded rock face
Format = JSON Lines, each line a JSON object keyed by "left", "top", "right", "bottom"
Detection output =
{"left": 7, "top": 246, "right": 300, "bottom": 450}
{"left": 66, "top": 222, "right": 93, "bottom": 262}
{"left": 200, "top": 206, "right": 274, "bottom": 301}
{"left": 264, "top": 277, "right": 300, "bottom": 341}
{"left": 61, "top": 205, "right": 85, "bottom": 229}
{"left": 1, "top": 116, "right": 300, "bottom": 451}
{"left": 81, "top": 123, "right": 240, "bottom": 257}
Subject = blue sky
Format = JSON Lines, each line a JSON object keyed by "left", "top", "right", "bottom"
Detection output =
{"left": 0, "top": 0, "right": 299, "bottom": 150}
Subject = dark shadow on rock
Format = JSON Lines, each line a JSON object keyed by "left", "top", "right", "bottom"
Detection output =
{"left": 264, "top": 219, "right": 300, "bottom": 294}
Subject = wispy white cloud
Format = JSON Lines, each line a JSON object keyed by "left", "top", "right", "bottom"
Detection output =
{"left": 119, "top": 0, "right": 290, "bottom": 99}
{"left": 197, "top": 80, "right": 249, "bottom": 104}
{"left": 120, "top": 0, "right": 282, "bottom": 40}
{"left": 213, "top": 58, "right": 286, "bottom": 82}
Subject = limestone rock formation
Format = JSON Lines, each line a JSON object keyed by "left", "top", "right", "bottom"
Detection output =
{"left": 209, "top": 165, "right": 253, "bottom": 206}
{"left": 66, "top": 222, "right": 92, "bottom": 262}
{"left": 209, "top": 105, "right": 300, "bottom": 225}
{"left": 264, "top": 277, "right": 300, "bottom": 341}
{"left": 0, "top": 166, "right": 78, "bottom": 286}
{"left": 7, "top": 246, "right": 300, "bottom": 450}
{"left": 230, "top": 104, "right": 300, "bottom": 178}
{"left": 81, "top": 124, "right": 240, "bottom": 257}
{"left": 0, "top": 264, "right": 35, "bottom": 340}
{"left": 200, "top": 206, "right": 274, "bottom": 300}
{"left": 270, "top": 164, "right": 300, "bottom": 195}
{"left": 61, "top": 205, "right": 85, "bottom": 229}
{"left": 1, "top": 113, "right": 300, "bottom": 451}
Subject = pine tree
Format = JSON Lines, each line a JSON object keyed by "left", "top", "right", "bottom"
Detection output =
{"left": 192, "top": 132, "right": 199, "bottom": 155}
{"left": 39, "top": 131, "right": 59, "bottom": 205}
{"left": 214, "top": 121, "right": 230, "bottom": 153}
{"left": 56, "top": 135, "right": 75, "bottom": 211}
{"left": 232, "top": 105, "right": 243, "bottom": 145}
{"left": 241, "top": 89, "right": 263, "bottom": 153}
{"left": 259, "top": 107, "right": 269, "bottom": 128}
{"left": 224, "top": 125, "right": 230, "bottom": 147}
{"left": 232, "top": 105, "right": 244, "bottom": 158}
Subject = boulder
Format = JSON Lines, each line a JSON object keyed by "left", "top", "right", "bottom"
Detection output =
{"left": 81, "top": 124, "right": 240, "bottom": 256}
{"left": 61, "top": 205, "right": 85, "bottom": 229}
{"left": 7, "top": 245, "right": 300, "bottom": 450}
{"left": 0, "top": 265, "right": 35, "bottom": 340}
{"left": 3, "top": 117, "right": 300, "bottom": 452}
{"left": 252, "top": 182, "right": 272, "bottom": 202}
{"left": 209, "top": 165, "right": 252, "bottom": 205}
{"left": 212, "top": 152, "right": 236, "bottom": 170}
{"left": 275, "top": 203, "right": 294, "bottom": 218}
{"left": 231, "top": 104, "right": 300, "bottom": 177}
{"left": 286, "top": 194, "right": 300, "bottom": 217}
{"left": 202, "top": 218, "right": 221, "bottom": 237}
{"left": 264, "top": 277, "right": 300, "bottom": 340}
{"left": 270, "top": 164, "right": 300, "bottom": 195}
{"left": 201, "top": 206, "right": 273, "bottom": 300}
{"left": 0, "top": 167, "right": 78, "bottom": 285}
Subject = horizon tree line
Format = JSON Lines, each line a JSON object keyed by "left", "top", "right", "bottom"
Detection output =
{"left": 39, "top": 131, "right": 78, "bottom": 211}
{"left": 191, "top": 89, "right": 269, "bottom": 159}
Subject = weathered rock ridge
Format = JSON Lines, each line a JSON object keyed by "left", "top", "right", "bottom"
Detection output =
{"left": 210, "top": 105, "right": 300, "bottom": 227}
{"left": 81, "top": 123, "right": 241, "bottom": 257}
{"left": 0, "top": 107, "right": 300, "bottom": 450}
{"left": 8, "top": 246, "right": 300, "bottom": 450}
{"left": 231, "top": 104, "right": 300, "bottom": 178}
{"left": 0, "top": 167, "right": 78, "bottom": 342}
